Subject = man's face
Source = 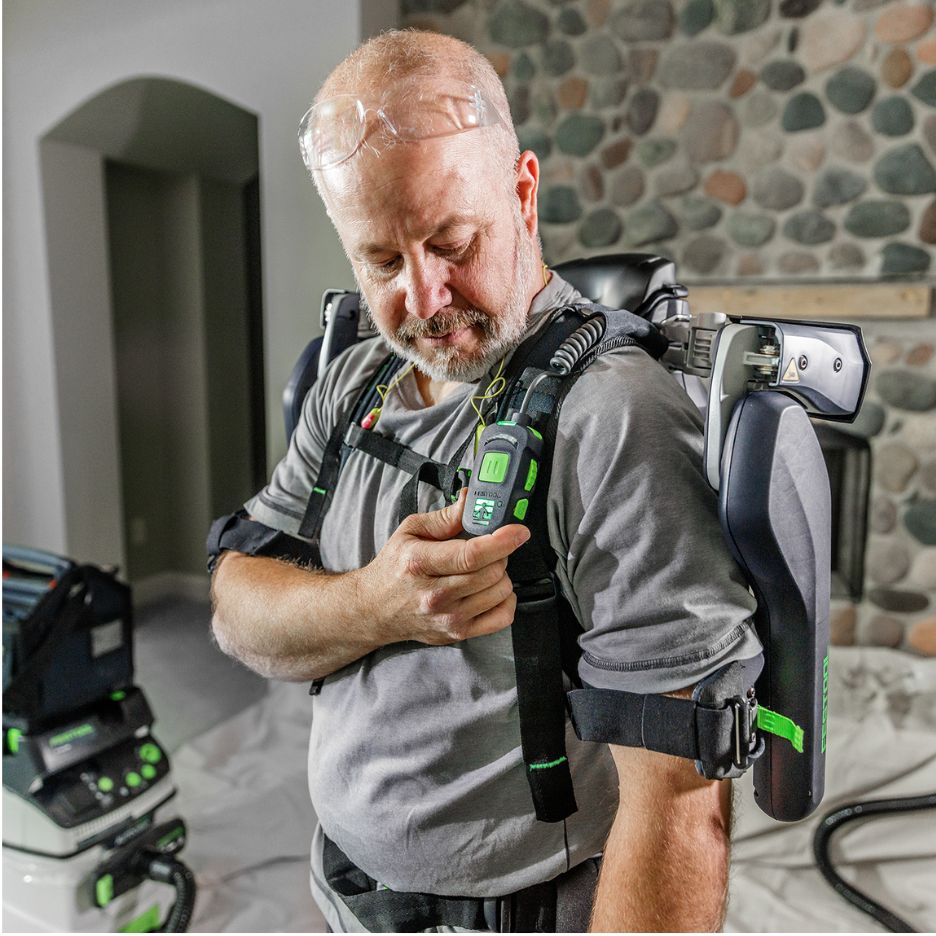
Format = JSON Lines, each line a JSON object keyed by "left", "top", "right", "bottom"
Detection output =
{"left": 320, "top": 134, "right": 540, "bottom": 383}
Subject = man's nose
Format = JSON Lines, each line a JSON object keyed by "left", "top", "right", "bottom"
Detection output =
{"left": 403, "top": 255, "right": 453, "bottom": 320}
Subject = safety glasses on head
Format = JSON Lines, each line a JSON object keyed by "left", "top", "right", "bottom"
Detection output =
{"left": 298, "top": 81, "right": 504, "bottom": 172}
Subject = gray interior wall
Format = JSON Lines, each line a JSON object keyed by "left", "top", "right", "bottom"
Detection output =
{"left": 38, "top": 140, "right": 125, "bottom": 567}
{"left": 3, "top": 0, "right": 368, "bottom": 561}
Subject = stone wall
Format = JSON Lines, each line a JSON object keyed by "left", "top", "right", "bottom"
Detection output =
{"left": 402, "top": 0, "right": 936, "bottom": 280}
{"left": 833, "top": 319, "right": 936, "bottom": 656}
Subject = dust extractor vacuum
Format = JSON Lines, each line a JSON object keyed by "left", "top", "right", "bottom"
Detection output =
{"left": 3, "top": 546, "right": 195, "bottom": 932}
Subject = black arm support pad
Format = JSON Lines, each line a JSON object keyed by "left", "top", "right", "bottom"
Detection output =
{"left": 205, "top": 510, "right": 316, "bottom": 574}
{"left": 568, "top": 657, "right": 765, "bottom": 780}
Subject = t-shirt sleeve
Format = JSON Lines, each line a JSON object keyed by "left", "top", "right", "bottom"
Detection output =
{"left": 243, "top": 342, "right": 382, "bottom": 536}
{"left": 548, "top": 346, "right": 762, "bottom": 695}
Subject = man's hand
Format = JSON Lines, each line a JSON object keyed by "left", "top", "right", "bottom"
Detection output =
{"left": 363, "top": 487, "right": 530, "bottom": 646}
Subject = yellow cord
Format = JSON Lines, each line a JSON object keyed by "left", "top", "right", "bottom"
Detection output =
{"left": 367, "top": 362, "right": 416, "bottom": 424}
{"left": 470, "top": 356, "right": 508, "bottom": 454}
{"left": 542, "top": 262, "right": 550, "bottom": 286}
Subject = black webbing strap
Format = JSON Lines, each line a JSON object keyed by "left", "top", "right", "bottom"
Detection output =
{"left": 342, "top": 425, "right": 470, "bottom": 526}
{"left": 206, "top": 510, "right": 317, "bottom": 572}
{"left": 322, "top": 834, "right": 490, "bottom": 932}
{"left": 567, "top": 686, "right": 737, "bottom": 765}
{"left": 298, "top": 353, "right": 404, "bottom": 543}
{"left": 488, "top": 309, "right": 594, "bottom": 824}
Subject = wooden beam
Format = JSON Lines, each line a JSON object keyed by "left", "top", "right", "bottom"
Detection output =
{"left": 688, "top": 283, "right": 933, "bottom": 322}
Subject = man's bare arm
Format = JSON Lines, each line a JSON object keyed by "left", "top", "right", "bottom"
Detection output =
{"left": 590, "top": 702, "right": 732, "bottom": 932}
{"left": 210, "top": 490, "right": 529, "bottom": 682}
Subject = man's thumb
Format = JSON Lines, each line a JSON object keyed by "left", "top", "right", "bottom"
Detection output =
{"left": 403, "top": 487, "right": 467, "bottom": 541}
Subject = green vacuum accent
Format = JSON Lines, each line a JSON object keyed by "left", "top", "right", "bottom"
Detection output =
{"left": 110, "top": 690, "right": 126, "bottom": 702}
{"left": 49, "top": 723, "right": 95, "bottom": 748}
{"left": 513, "top": 499, "right": 529, "bottom": 521}
{"left": 757, "top": 706, "right": 805, "bottom": 754}
{"left": 141, "top": 764, "right": 157, "bottom": 781}
{"left": 821, "top": 654, "right": 829, "bottom": 754}
{"left": 125, "top": 771, "right": 142, "bottom": 789}
{"left": 95, "top": 873, "right": 115, "bottom": 908}
{"left": 6, "top": 728, "right": 23, "bottom": 754}
{"left": 313, "top": 486, "right": 327, "bottom": 496}
{"left": 524, "top": 460, "right": 538, "bottom": 492}
{"left": 138, "top": 742, "right": 163, "bottom": 764}
{"left": 97, "top": 776, "right": 115, "bottom": 793}
{"left": 120, "top": 903, "right": 162, "bottom": 933}
{"left": 156, "top": 826, "right": 186, "bottom": 850}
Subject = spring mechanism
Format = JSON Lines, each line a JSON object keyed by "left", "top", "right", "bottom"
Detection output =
{"left": 550, "top": 316, "right": 606, "bottom": 375}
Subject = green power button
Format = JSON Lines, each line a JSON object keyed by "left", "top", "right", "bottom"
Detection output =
{"left": 513, "top": 498, "right": 529, "bottom": 521}
{"left": 125, "top": 771, "right": 141, "bottom": 789}
{"left": 478, "top": 451, "right": 510, "bottom": 484}
{"left": 141, "top": 764, "right": 157, "bottom": 780}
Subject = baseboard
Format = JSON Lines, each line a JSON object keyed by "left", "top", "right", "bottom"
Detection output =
{"left": 133, "top": 572, "right": 211, "bottom": 607}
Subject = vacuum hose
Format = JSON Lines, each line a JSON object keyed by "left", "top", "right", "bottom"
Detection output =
{"left": 812, "top": 792, "right": 936, "bottom": 933}
{"left": 137, "top": 851, "right": 197, "bottom": 933}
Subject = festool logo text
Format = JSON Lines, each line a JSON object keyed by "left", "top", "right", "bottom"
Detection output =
{"left": 49, "top": 724, "right": 95, "bottom": 748}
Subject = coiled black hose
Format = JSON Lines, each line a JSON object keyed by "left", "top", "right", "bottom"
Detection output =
{"left": 812, "top": 793, "right": 936, "bottom": 933}
{"left": 141, "top": 852, "right": 197, "bottom": 932}
{"left": 549, "top": 316, "right": 605, "bottom": 376}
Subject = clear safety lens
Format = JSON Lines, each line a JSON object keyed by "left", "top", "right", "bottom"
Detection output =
{"left": 298, "top": 83, "right": 502, "bottom": 172}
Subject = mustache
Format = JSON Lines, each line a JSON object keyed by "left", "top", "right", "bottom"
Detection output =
{"left": 394, "top": 307, "right": 490, "bottom": 341}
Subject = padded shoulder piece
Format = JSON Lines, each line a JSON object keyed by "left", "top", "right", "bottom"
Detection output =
{"left": 206, "top": 510, "right": 317, "bottom": 574}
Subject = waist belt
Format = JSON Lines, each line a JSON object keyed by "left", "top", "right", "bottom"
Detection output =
{"left": 321, "top": 834, "right": 599, "bottom": 933}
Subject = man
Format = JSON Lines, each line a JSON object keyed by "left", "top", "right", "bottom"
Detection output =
{"left": 211, "top": 29, "right": 760, "bottom": 932}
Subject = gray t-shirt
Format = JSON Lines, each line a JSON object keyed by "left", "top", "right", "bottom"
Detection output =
{"left": 245, "top": 273, "right": 760, "bottom": 898}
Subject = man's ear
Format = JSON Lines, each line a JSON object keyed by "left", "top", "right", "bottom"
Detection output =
{"left": 515, "top": 150, "right": 540, "bottom": 238}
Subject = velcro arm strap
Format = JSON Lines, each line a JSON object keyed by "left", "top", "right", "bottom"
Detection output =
{"left": 567, "top": 684, "right": 757, "bottom": 779}
{"left": 206, "top": 510, "right": 317, "bottom": 574}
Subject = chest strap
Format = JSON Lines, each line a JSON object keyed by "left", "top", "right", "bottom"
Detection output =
{"left": 344, "top": 424, "right": 472, "bottom": 526}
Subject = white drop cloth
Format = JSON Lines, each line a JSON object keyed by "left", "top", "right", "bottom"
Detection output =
{"left": 170, "top": 647, "right": 936, "bottom": 933}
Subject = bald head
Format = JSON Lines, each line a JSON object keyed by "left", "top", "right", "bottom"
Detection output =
{"left": 308, "top": 30, "right": 520, "bottom": 198}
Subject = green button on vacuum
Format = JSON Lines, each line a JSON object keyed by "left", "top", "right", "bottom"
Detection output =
{"left": 125, "top": 771, "right": 142, "bottom": 788}
{"left": 478, "top": 451, "right": 510, "bottom": 484}
{"left": 97, "top": 776, "right": 114, "bottom": 793}
{"left": 524, "top": 459, "right": 538, "bottom": 492}
{"left": 513, "top": 498, "right": 529, "bottom": 521}
{"left": 138, "top": 743, "right": 162, "bottom": 764}
{"left": 141, "top": 764, "right": 157, "bottom": 781}
{"left": 96, "top": 873, "right": 114, "bottom": 908}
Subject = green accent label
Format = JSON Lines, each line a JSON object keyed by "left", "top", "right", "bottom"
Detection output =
{"left": 524, "top": 459, "right": 538, "bottom": 492}
{"left": 821, "top": 654, "right": 829, "bottom": 754}
{"left": 513, "top": 498, "right": 529, "bottom": 521}
{"left": 313, "top": 486, "right": 327, "bottom": 496}
{"left": 529, "top": 756, "right": 568, "bottom": 771}
{"left": 141, "top": 764, "right": 157, "bottom": 781}
{"left": 496, "top": 420, "right": 516, "bottom": 427}
{"left": 120, "top": 903, "right": 162, "bottom": 933}
{"left": 757, "top": 706, "right": 804, "bottom": 754}
{"left": 138, "top": 742, "right": 163, "bottom": 765}
{"left": 49, "top": 723, "right": 95, "bottom": 748}
{"left": 110, "top": 690, "right": 126, "bottom": 701}
{"left": 529, "top": 427, "right": 543, "bottom": 440}
{"left": 97, "top": 776, "right": 115, "bottom": 793}
{"left": 126, "top": 771, "right": 142, "bottom": 788}
{"left": 96, "top": 873, "right": 114, "bottom": 908}
{"left": 6, "top": 728, "right": 23, "bottom": 754}
{"left": 478, "top": 451, "right": 510, "bottom": 484}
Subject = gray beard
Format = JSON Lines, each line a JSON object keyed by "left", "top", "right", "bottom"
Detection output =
{"left": 361, "top": 225, "right": 538, "bottom": 384}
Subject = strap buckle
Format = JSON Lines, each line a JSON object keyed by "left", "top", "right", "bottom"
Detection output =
{"left": 514, "top": 576, "right": 556, "bottom": 603}
{"left": 732, "top": 691, "right": 759, "bottom": 769}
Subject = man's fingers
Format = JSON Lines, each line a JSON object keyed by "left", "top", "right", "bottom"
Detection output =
{"left": 413, "top": 523, "right": 529, "bottom": 577}
{"left": 400, "top": 487, "right": 467, "bottom": 542}
{"left": 461, "top": 592, "right": 518, "bottom": 639}
{"left": 457, "top": 575, "right": 515, "bottom": 621}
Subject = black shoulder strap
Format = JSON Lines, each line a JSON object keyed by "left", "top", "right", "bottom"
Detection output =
{"left": 297, "top": 352, "right": 404, "bottom": 553}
